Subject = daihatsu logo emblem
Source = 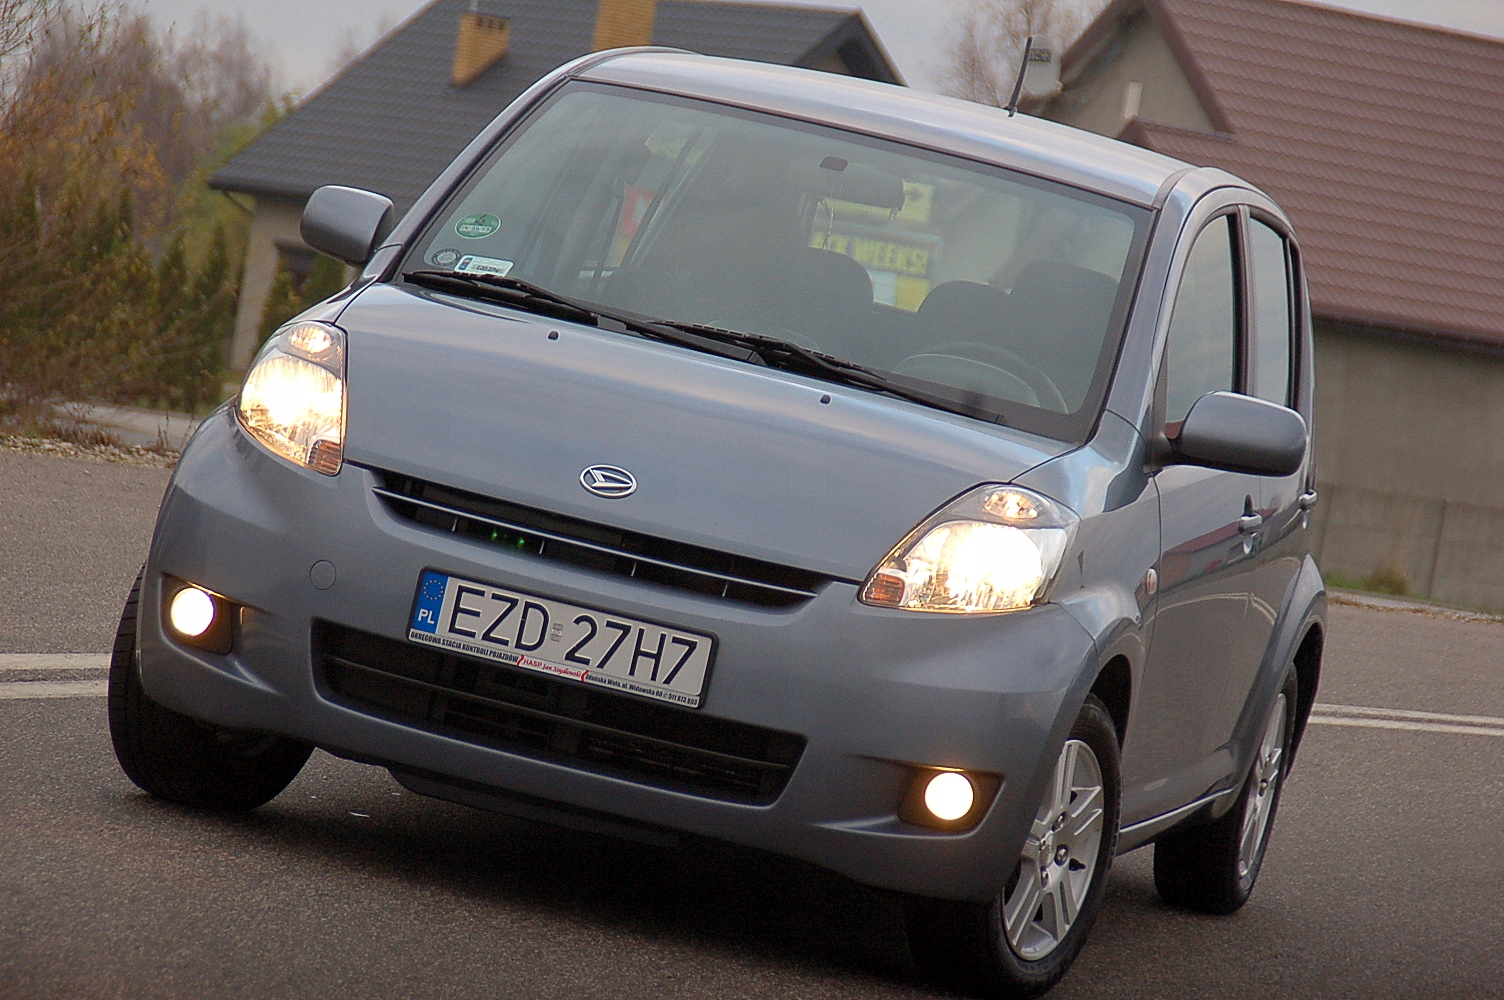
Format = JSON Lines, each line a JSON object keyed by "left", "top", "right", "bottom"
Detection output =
{"left": 580, "top": 465, "right": 637, "bottom": 498}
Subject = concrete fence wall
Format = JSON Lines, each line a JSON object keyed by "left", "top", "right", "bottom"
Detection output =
{"left": 1308, "top": 484, "right": 1504, "bottom": 610}
{"left": 1309, "top": 325, "right": 1504, "bottom": 610}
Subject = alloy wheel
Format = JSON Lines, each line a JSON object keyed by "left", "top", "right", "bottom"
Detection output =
{"left": 1003, "top": 738, "right": 1106, "bottom": 961}
{"left": 1238, "top": 692, "right": 1287, "bottom": 881}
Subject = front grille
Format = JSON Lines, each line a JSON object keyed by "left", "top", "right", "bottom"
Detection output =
{"left": 315, "top": 623, "right": 806, "bottom": 805}
{"left": 367, "top": 469, "right": 829, "bottom": 608}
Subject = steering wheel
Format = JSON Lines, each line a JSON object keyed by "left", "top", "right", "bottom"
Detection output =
{"left": 895, "top": 341, "right": 1068, "bottom": 412}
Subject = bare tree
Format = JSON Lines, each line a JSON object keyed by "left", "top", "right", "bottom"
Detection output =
{"left": 940, "top": 0, "right": 1106, "bottom": 108}
{"left": 0, "top": 0, "right": 57, "bottom": 91}
{"left": 17, "top": 6, "right": 277, "bottom": 224}
{"left": 326, "top": 11, "right": 398, "bottom": 81}
{"left": 174, "top": 13, "right": 276, "bottom": 134}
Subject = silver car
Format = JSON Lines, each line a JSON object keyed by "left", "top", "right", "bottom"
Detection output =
{"left": 110, "top": 50, "right": 1325, "bottom": 998}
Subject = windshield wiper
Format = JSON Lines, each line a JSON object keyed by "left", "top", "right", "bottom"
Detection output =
{"left": 649, "top": 320, "right": 995, "bottom": 421}
{"left": 404, "top": 271, "right": 985, "bottom": 418}
{"left": 405, "top": 269, "right": 596, "bottom": 325}
{"left": 402, "top": 270, "right": 759, "bottom": 363}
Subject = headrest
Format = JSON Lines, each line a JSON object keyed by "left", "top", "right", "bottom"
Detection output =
{"left": 916, "top": 280, "right": 1012, "bottom": 336}
{"left": 1009, "top": 262, "right": 1118, "bottom": 326}
{"left": 788, "top": 248, "right": 873, "bottom": 309}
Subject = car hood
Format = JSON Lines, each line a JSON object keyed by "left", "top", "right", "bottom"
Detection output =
{"left": 338, "top": 284, "right": 1068, "bottom": 581}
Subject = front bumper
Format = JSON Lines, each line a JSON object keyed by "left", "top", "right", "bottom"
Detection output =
{"left": 139, "top": 410, "right": 1098, "bottom": 900}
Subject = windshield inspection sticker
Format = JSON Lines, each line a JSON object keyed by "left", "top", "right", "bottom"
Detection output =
{"left": 454, "top": 255, "right": 514, "bottom": 277}
{"left": 455, "top": 213, "right": 500, "bottom": 239}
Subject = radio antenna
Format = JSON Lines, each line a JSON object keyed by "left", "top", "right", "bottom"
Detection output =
{"left": 1005, "top": 36, "right": 1033, "bottom": 117}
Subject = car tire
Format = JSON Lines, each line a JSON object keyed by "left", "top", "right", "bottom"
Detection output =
{"left": 906, "top": 694, "right": 1121, "bottom": 998}
{"left": 108, "top": 568, "right": 313, "bottom": 811}
{"left": 1153, "top": 670, "right": 1297, "bottom": 915}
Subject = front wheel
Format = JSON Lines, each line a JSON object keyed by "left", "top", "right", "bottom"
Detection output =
{"left": 108, "top": 569, "right": 313, "bottom": 811}
{"left": 906, "top": 695, "right": 1121, "bottom": 998}
{"left": 1153, "top": 671, "right": 1297, "bottom": 914}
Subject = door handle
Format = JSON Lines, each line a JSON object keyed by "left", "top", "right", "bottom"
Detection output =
{"left": 1298, "top": 490, "right": 1319, "bottom": 511}
{"left": 1238, "top": 513, "right": 1264, "bottom": 534}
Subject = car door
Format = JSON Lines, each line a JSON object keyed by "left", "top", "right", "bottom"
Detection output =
{"left": 1216, "top": 213, "right": 1312, "bottom": 733}
{"left": 1124, "top": 209, "right": 1270, "bottom": 818}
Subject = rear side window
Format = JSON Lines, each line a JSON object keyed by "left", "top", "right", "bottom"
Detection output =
{"left": 1248, "top": 219, "right": 1292, "bottom": 407}
{"left": 1164, "top": 216, "right": 1238, "bottom": 424}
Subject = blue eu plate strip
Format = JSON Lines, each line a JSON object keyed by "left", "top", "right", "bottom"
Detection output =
{"left": 411, "top": 570, "right": 448, "bottom": 634}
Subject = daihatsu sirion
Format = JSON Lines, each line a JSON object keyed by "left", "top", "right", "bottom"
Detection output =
{"left": 110, "top": 51, "right": 1325, "bottom": 997}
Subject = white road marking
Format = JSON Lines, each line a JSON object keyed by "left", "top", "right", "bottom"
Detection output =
{"left": 0, "top": 653, "right": 110, "bottom": 673}
{"left": 1313, "top": 703, "right": 1504, "bottom": 727}
{"left": 1308, "top": 716, "right": 1504, "bottom": 737}
{"left": 0, "top": 654, "right": 110, "bottom": 699}
{"left": 1310, "top": 702, "right": 1504, "bottom": 738}
{"left": 0, "top": 680, "right": 108, "bottom": 700}
{"left": 3, "top": 658, "right": 1503, "bottom": 732}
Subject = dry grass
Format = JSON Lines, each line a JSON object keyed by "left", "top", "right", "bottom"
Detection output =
{"left": 0, "top": 432, "right": 177, "bottom": 467}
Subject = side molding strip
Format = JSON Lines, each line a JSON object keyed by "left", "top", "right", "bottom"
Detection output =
{"left": 1116, "top": 787, "right": 1238, "bottom": 855}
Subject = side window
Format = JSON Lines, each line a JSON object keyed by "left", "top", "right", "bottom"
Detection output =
{"left": 1164, "top": 215, "right": 1238, "bottom": 424}
{"left": 1248, "top": 220, "right": 1293, "bottom": 406}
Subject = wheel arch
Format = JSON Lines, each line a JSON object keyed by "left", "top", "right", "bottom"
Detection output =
{"left": 1288, "top": 620, "right": 1323, "bottom": 765}
{"left": 1089, "top": 654, "right": 1132, "bottom": 748}
{"left": 1238, "top": 554, "right": 1326, "bottom": 780}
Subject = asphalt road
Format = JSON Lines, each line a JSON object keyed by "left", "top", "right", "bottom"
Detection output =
{"left": 4, "top": 447, "right": 1503, "bottom": 999}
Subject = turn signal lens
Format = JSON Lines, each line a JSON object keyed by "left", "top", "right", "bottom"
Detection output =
{"left": 923, "top": 771, "right": 975, "bottom": 821}
{"left": 169, "top": 586, "right": 216, "bottom": 637}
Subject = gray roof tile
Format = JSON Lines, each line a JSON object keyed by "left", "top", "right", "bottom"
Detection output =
{"left": 213, "top": 0, "right": 891, "bottom": 213}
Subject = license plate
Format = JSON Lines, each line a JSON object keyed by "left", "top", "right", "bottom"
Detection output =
{"left": 407, "top": 570, "right": 714, "bottom": 708}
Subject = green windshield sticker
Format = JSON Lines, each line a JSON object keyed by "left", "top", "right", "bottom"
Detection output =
{"left": 455, "top": 213, "right": 500, "bottom": 239}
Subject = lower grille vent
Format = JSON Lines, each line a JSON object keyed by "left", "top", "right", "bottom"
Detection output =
{"left": 315, "top": 622, "right": 805, "bottom": 805}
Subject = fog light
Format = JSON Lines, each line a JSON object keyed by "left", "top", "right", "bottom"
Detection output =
{"left": 923, "top": 771, "right": 975, "bottom": 821}
{"left": 161, "top": 576, "right": 235, "bottom": 655}
{"left": 169, "top": 586, "right": 216, "bottom": 637}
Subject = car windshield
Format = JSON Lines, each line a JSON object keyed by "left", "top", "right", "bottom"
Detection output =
{"left": 406, "top": 82, "right": 1151, "bottom": 442}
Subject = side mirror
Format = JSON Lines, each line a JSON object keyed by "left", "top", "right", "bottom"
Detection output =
{"left": 300, "top": 185, "right": 395, "bottom": 266}
{"left": 1172, "top": 391, "right": 1307, "bottom": 477}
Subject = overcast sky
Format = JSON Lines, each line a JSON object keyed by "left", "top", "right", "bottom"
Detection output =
{"left": 135, "top": 0, "right": 1504, "bottom": 96}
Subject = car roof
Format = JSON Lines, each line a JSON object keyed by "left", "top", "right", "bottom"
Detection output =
{"left": 579, "top": 51, "right": 1194, "bottom": 209}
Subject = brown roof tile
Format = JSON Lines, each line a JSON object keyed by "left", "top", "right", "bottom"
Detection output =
{"left": 1088, "top": 0, "right": 1504, "bottom": 345}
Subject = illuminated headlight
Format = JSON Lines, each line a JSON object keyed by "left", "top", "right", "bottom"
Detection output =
{"left": 860, "top": 485, "right": 1077, "bottom": 613}
{"left": 238, "top": 321, "right": 346, "bottom": 475}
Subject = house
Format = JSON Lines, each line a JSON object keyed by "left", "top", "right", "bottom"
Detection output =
{"left": 211, "top": 0, "right": 901, "bottom": 371}
{"left": 1036, "top": 0, "right": 1504, "bottom": 610}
